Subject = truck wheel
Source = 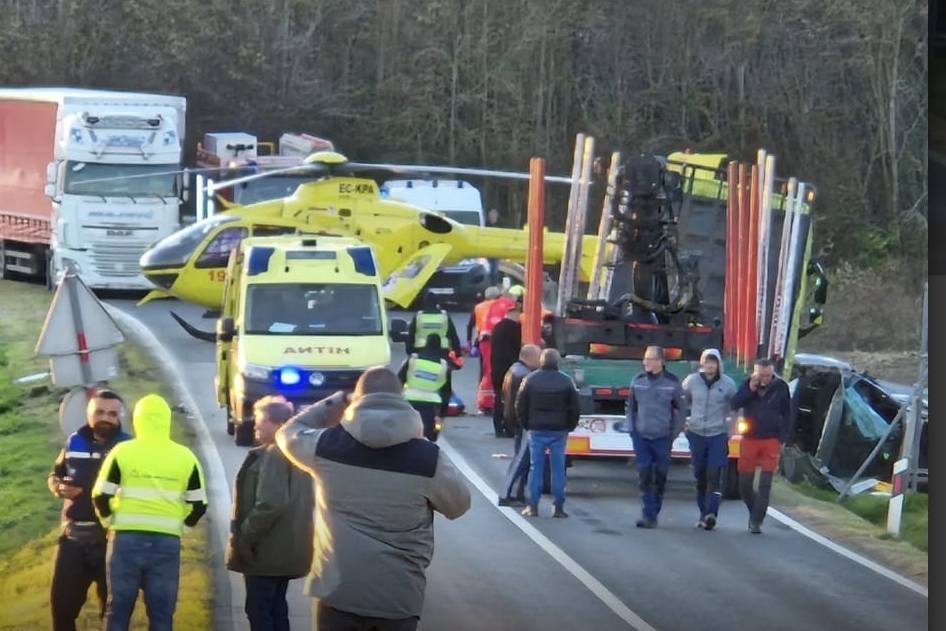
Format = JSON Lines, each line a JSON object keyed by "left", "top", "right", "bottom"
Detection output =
{"left": 723, "top": 458, "right": 741, "bottom": 500}
{"left": 235, "top": 420, "right": 255, "bottom": 447}
{"left": 45, "top": 250, "right": 55, "bottom": 291}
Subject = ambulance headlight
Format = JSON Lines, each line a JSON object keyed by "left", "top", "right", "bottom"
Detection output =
{"left": 242, "top": 363, "right": 271, "bottom": 381}
{"left": 278, "top": 367, "right": 301, "bottom": 386}
{"left": 308, "top": 371, "right": 326, "bottom": 387}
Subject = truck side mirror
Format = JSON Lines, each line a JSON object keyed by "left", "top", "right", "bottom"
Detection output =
{"left": 46, "top": 162, "right": 57, "bottom": 185}
{"left": 216, "top": 317, "right": 235, "bottom": 343}
{"left": 44, "top": 184, "right": 57, "bottom": 199}
{"left": 389, "top": 318, "right": 409, "bottom": 344}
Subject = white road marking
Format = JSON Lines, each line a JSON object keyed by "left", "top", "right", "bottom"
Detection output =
{"left": 438, "top": 436, "right": 657, "bottom": 631}
{"left": 106, "top": 305, "right": 245, "bottom": 631}
{"left": 766, "top": 508, "right": 928, "bottom": 597}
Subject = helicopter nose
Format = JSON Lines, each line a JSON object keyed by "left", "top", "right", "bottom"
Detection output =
{"left": 139, "top": 236, "right": 188, "bottom": 271}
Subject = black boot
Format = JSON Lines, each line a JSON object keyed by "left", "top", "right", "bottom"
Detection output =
{"left": 553, "top": 504, "right": 569, "bottom": 518}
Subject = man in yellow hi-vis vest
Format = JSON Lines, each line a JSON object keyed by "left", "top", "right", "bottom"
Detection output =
{"left": 92, "top": 394, "right": 207, "bottom": 631}
{"left": 399, "top": 334, "right": 453, "bottom": 441}
{"left": 406, "top": 290, "right": 461, "bottom": 356}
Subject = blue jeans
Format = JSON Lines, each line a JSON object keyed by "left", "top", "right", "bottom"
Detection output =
{"left": 631, "top": 434, "right": 672, "bottom": 521}
{"left": 244, "top": 575, "right": 291, "bottom": 631}
{"left": 527, "top": 430, "right": 567, "bottom": 507}
{"left": 686, "top": 432, "right": 730, "bottom": 518}
{"left": 105, "top": 532, "right": 181, "bottom": 631}
{"left": 502, "top": 430, "right": 531, "bottom": 500}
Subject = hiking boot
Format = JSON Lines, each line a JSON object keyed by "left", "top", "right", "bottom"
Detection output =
{"left": 748, "top": 521, "right": 762, "bottom": 534}
{"left": 553, "top": 505, "right": 569, "bottom": 519}
{"left": 521, "top": 505, "right": 539, "bottom": 517}
{"left": 703, "top": 514, "right": 717, "bottom": 531}
{"left": 498, "top": 497, "right": 525, "bottom": 507}
{"left": 636, "top": 517, "right": 657, "bottom": 529}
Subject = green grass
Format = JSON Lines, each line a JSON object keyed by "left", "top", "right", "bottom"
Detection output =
{"left": 787, "top": 479, "right": 928, "bottom": 553}
{"left": 0, "top": 279, "right": 212, "bottom": 630}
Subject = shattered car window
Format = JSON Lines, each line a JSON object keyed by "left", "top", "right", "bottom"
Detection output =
{"left": 843, "top": 385, "right": 890, "bottom": 441}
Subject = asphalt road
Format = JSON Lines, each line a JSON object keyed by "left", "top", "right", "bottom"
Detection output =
{"left": 107, "top": 299, "right": 927, "bottom": 631}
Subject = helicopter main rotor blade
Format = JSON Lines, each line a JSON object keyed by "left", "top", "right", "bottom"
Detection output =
{"left": 346, "top": 162, "right": 574, "bottom": 184}
{"left": 208, "top": 163, "right": 328, "bottom": 193}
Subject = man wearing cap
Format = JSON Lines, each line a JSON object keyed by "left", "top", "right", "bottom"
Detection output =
{"left": 93, "top": 394, "right": 207, "bottom": 631}
{"left": 48, "top": 388, "right": 131, "bottom": 631}
{"left": 682, "top": 349, "right": 737, "bottom": 530}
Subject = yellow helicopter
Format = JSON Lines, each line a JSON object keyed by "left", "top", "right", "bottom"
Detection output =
{"left": 138, "top": 150, "right": 603, "bottom": 313}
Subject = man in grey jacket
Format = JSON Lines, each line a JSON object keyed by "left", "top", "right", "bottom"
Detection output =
{"left": 626, "top": 346, "right": 688, "bottom": 528}
{"left": 276, "top": 367, "right": 471, "bottom": 631}
{"left": 227, "top": 397, "right": 314, "bottom": 631}
{"left": 682, "top": 349, "right": 737, "bottom": 531}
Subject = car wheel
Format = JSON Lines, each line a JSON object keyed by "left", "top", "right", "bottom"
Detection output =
{"left": 723, "top": 458, "right": 740, "bottom": 500}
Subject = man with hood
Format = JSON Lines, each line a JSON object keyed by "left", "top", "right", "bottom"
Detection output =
{"left": 48, "top": 388, "right": 131, "bottom": 631}
{"left": 227, "top": 396, "right": 315, "bottom": 630}
{"left": 682, "top": 349, "right": 737, "bottom": 531}
{"left": 276, "top": 367, "right": 471, "bottom": 630}
{"left": 406, "top": 290, "right": 461, "bottom": 357}
{"left": 92, "top": 394, "right": 207, "bottom": 631}
{"left": 626, "top": 346, "right": 688, "bottom": 528}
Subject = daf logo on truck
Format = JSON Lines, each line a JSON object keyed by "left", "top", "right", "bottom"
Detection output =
{"left": 215, "top": 235, "right": 406, "bottom": 446}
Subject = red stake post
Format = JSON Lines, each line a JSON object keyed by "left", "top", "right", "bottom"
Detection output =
{"left": 735, "top": 163, "right": 749, "bottom": 364}
{"left": 724, "top": 161, "right": 737, "bottom": 354}
{"left": 744, "top": 164, "right": 761, "bottom": 364}
{"left": 522, "top": 157, "right": 545, "bottom": 346}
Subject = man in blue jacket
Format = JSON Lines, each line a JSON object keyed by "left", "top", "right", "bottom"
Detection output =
{"left": 48, "top": 388, "right": 131, "bottom": 631}
{"left": 730, "top": 358, "right": 792, "bottom": 534}
{"left": 626, "top": 346, "right": 688, "bottom": 528}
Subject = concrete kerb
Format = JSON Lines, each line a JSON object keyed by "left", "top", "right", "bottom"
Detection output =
{"left": 105, "top": 305, "right": 242, "bottom": 631}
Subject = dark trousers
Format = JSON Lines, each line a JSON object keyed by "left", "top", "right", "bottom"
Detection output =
{"left": 408, "top": 401, "right": 440, "bottom": 441}
{"left": 686, "top": 432, "right": 729, "bottom": 518}
{"left": 491, "top": 377, "right": 506, "bottom": 436}
{"left": 244, "top": 575, "right": 290, "bottom": 631}
{"left": 502, "top": 430, "right": 531, "bottom": 500}
{"left": 51, "top": 533, "right": 108, "bottom": 631}
{"left": 316, "top": 603, "right": 419, "bottom": 631}
{"left": 631, "top": 434, "right": 672, "bottom": 521}
{"left": 105, "top": 531, "right": 181, "bottom": 631}
{"left": 740, "top": 471, "right": 775, "bottom": 526}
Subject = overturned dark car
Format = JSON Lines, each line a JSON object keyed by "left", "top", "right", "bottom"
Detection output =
{"left": 781, "top": 354, "right": 928, "bottom": 493}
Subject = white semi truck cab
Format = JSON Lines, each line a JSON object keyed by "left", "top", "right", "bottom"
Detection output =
{"left": 0, "top": 88, "right": 186, "bottom": 289}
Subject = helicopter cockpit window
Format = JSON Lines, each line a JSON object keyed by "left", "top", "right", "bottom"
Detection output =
{"left": 421, "top": 212, "right": 453, "bottom": 234}
{"left": 234, "top": 175, "right": 311, "bottom": 205}
{"left": 245, "top": 283, "right": 382, "bottom": 336}
{"left": 140, "top": 214, "right": 239, "bottom": 269}
{"left": 195, "top": 227, "right": 248, "bottom": 268}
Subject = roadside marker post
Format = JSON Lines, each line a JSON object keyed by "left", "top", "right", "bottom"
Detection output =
{"left": 886, "top": 458, "right": 909, "bottom": 537}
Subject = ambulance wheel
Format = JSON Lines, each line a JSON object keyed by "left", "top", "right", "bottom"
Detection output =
{"left": 723, "top": 458, "right": 740, "bottom": 500}
{"left": 235, "top": 420, "right": 256, "bottom": 447}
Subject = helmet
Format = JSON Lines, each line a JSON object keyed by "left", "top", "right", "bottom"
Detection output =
{"left": 508, "top": 284, "right": 524, "bottom": 298}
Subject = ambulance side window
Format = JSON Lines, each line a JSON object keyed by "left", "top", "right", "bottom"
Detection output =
{"left": 196, "top": 227, "right": 248, "bottom": 268}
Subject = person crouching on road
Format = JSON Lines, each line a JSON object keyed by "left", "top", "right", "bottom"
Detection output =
{"left": 682, "top": 349, "right": 736, "bottom": 531}
{"left": 730, "top": 358, "right": 792, "bottom": 534}
{"left": 49, "top": 388, "right": 131, "bottom": 631}
{"left": 227, "top": 397, "right": 315, "bottom": 631}
{"left": 627, "top": 346, "right": 688, "bottom": 529}
{"left": 497, "top": 344, "right": 541, "bottom": 507}
{"left": 92, "top": 394, "right": 208, "bottom": 631}
{"left": 276, "top": 367, "right": 471, "bottom": 630}
{"left": 399, "top": 333, "right": 456, "bottom": 441}
{"left": 516, "top": 348, "right": 580, "bottom": 518}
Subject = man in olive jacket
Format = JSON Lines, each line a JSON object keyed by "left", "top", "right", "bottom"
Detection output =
{"left": 276, "top": 367, "right": 471, "bottom": 630}
{"left": 227, "top": 397, "right": 315, "bottom": 631}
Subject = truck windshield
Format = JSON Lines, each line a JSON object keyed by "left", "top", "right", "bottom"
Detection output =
{"left": 64, "top": 162, "right": 178, "bottom": 197}
{"left": 245, "top": 283, "right": 383, "bottom": 336}
{"left": 234, "top": 175, "right": 311, "bottom": 205}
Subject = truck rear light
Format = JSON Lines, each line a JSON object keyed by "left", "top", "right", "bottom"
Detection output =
{"left": 594, "top": 388, "right": 613, "bottom": 396}
{"left": 618, "top": 388, "right": 629, "bottom": 397}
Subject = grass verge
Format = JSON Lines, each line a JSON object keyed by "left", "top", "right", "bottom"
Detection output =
{"left": 0, "top": 279, "right": 212, "bottom": 630}
{"left": 772, "top": 477, "right": 928, "bottom": 585}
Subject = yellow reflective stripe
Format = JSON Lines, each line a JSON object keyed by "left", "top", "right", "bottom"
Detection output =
{"left": 404, "top": 388, "right": 443, "bottom": 403}
{"left": 98, "top": 481, "right": 120, "bottom": 495}
{"left": 112, "top": 513, "right": 183, "bottom": 532}
{"left": 120, "top": 487, "right": 185, "bottom": 501}
{"left": 183, "top": 489, "right": 207, "bottom": 502}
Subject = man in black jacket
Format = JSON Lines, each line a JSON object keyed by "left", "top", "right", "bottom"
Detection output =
{"left": 48, "top": 388, "right": 131, "bottom": 631}
{"left": 515, "top": 349, "right": 580, "bottom": 518}
{"left": 489, "top": 302, "right": 522, "bottom": 437}
{"left": 497, "top": 344, "right": 541, "bottom": 506}
{"left": 730, "top": 358, "right": 792, "bottom": 534}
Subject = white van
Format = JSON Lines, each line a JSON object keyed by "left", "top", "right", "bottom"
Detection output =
{"left": 381, "top": 179, "right": 491, "bottom": 304}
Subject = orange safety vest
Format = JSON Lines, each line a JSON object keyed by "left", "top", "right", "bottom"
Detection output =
{"left": 483, "top": 297, "right": 515, "bottom": 335}
{"left": 474, "top": 299, "right": 496, "bottom": 337}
